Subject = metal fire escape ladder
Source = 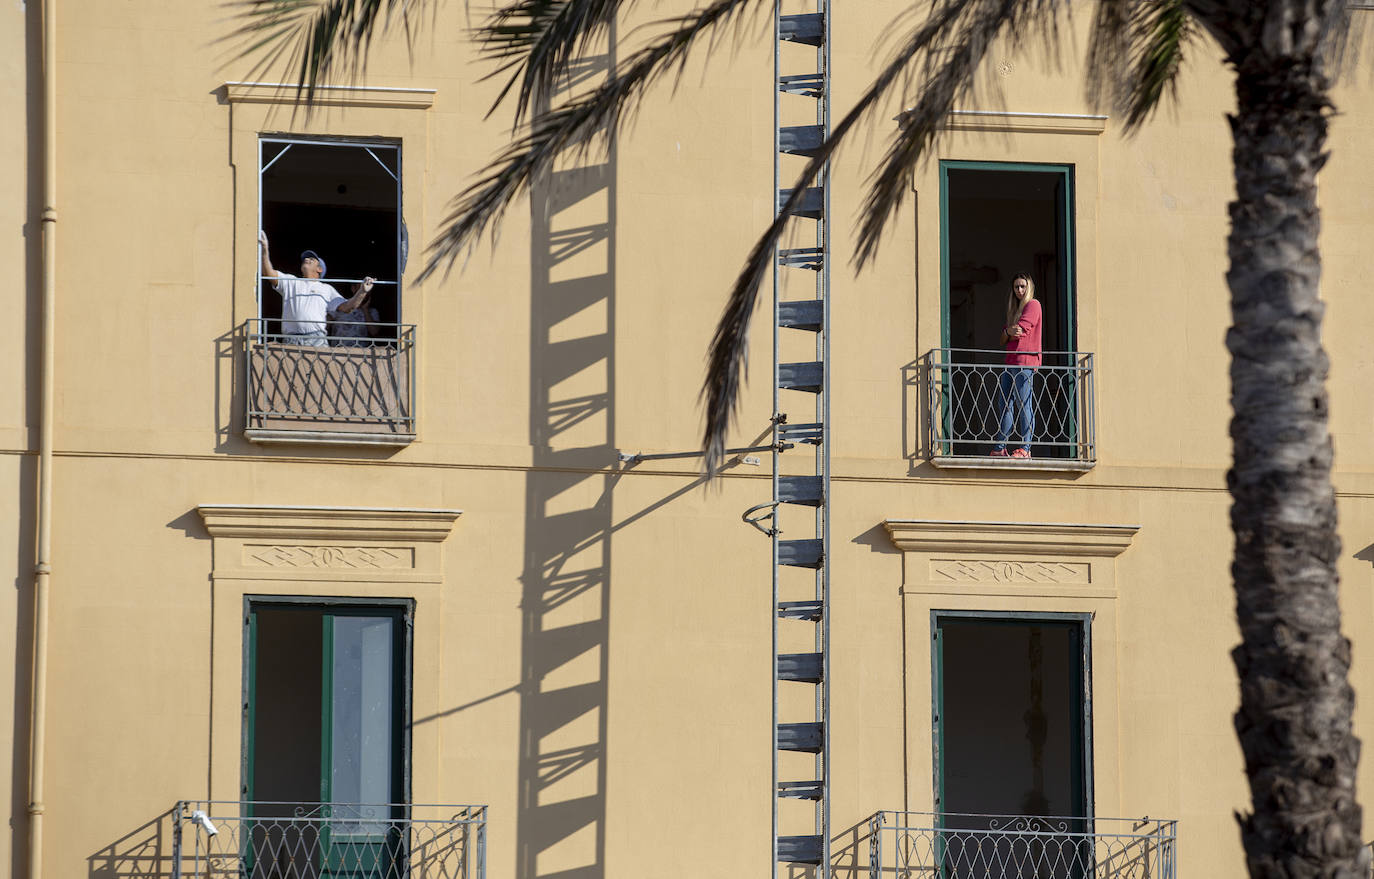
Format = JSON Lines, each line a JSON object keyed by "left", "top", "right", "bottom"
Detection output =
{"left": 771, "top": 0, "right": 832, "bottom": 875}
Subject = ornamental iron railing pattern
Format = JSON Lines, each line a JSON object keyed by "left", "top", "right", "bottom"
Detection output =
{"left": 869, "top": 813, "right": 1175, "bottom": 879}
{"left": 244, "top": 320, "right": 416, "bottom": 438}
{"left": 926, "top": 349, "right": 1095, "bottom": 463}
{"left": 172, "top": 801, "right": 486, "bottom": 879}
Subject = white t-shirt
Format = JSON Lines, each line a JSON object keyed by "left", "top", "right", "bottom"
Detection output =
{"left": 273, "top": 272, "right": 345, "bottom": 334}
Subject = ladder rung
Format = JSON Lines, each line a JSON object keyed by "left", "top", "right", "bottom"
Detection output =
{"left": 778, "top": 250, "right": 823, "bottom": 272}
{"left": 780, "top": 124, "right": 824, "bottom": 157}
{"left": 778, "top": 652, "right": 823, "bottom": 683}
{"left": 779, "top": 13, "right": 824, "bottom": 46}
{"left": 779, "top": 361, "right": 823, "bottom": 393}
{"left": 778, "top": 780, "right": 823, "bottom": 800}
{"left": 779, "top": 73, "right": 824, "bottom": 97}
{"left": 778, "top": 422, "right": 824, "bottom": 445}
{"left": 778, "top": 298, "right": 823, "bottom": 328}
{"left": 777, "top": 722, "right": 823, "bottom": 752}
{"left": 778, "top": 475, "right": 823, "bottom": 506}
{"left": 777, "top": 600, "right": 823, "bottom": 621}
{"left": 779, "top": 539, "right": 823, "bottom": 568}
{"left": 779, "top": 187, "right": 824, "bottom": 219}
{"left": 778, "top": 834, "right": 824, "bottom": 865}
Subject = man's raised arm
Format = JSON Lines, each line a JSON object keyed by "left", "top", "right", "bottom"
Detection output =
{"left": 336, "top": 276, "right": 376, "bottom": 314}
{"left": 258, "top": 230, "right": 280, "bottom": 280}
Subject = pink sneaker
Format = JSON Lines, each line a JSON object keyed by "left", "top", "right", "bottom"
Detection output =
{"left": 1010, "top": 448, "right": 1032, "bottom": 459}
{"left": 989, "top": 449, "right": 1009, "bottom": 457}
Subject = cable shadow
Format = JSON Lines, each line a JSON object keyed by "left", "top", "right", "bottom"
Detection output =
{"left": 518, "top": 44, "right": 617, "bottom": 879}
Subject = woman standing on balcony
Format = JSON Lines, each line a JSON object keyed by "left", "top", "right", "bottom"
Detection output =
{"left": 990, "top": 273, "right": 1042, "bottom": 459}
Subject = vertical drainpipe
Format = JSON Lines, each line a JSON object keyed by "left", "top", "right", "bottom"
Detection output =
{"left": 29, "top": 0, "right": 57, "bottom": 876}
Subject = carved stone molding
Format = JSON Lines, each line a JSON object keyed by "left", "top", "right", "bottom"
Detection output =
{"left": 242, "top": 544, "right": 415, "bottom": 570}
{"left": 930, "top": 559, "right": 1090, "bottom": 585}
{"left": 198, "top": 505, "right": 460, "bottom": 584}
{"left": 886, "top": 518, "right": 1137, "bottom": 598}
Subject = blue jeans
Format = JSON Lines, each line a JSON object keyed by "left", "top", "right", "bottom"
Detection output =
{"left": 994, "top": 368, "right": 1034, "bottom": 452}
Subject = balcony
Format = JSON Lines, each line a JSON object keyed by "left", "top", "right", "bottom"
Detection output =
{"left": 925, "top": 349, "right": 1096, "bottom": 470}
{"left": 869, "top": 812, "right": 1176, "bottom": 879}
{"left": 172, "top": 801, "right": 486, "bottom": 879}
{"left": 243, "top": 320, "right": 416, "bottom": 446}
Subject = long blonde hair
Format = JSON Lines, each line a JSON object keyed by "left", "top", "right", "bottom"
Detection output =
{"left": 1006, "top": 273, "right": 1036, "bottom": 326}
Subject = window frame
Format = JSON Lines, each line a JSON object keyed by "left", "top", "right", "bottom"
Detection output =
{"left": 938, "top": 160, "right": 1078, "bottom": 351}
{"left": 257, "top": 135, "right": 405, "bottom": 325}
{"left": 241, "top": 595, "right": 415, "bottom": 808}
{"left": 929, "top": 609, "right": 1095, "bottom": 822}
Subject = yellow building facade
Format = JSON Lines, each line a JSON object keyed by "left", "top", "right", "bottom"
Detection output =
{"left": 6, "top": 2, "right": 1374, "bottom": 878}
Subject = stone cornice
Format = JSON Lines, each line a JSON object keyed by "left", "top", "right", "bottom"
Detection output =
{"left": 197, "top": 505, "right": 461, "bottom": 542}
{"left": 220, "top": 81, "right": 436, "bottom": 109}
{"left": 898, "top": 109, "right": 1109, "bottom": 135}
{"left": 883, "top": 519, "right": 1138, "bottom": 557}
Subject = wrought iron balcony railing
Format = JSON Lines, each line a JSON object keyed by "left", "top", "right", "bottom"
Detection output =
{"left": 172, "top": 801, "right": 486, "bottom": 879}
{"left": 869, "top": 812, "right": 1175, "bottom": 879}
{"left": 926, "top": 349, "right": 1096, "bottom": 468}
{"left": 243, "top": 319, "right": 416, "bottom": 445}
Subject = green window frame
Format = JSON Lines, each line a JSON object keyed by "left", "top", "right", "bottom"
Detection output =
{"left": 938, "top": 160, "right": 1078, "bottom": 351}
{"left": 243, "top": 597, "right": 414, "bottom": 807}
{"left": 930, "top": 610, "right": 1094, "bottom": 821}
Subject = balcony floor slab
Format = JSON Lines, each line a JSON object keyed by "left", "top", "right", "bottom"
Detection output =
{"left": 930, "top": 455, "right": 1095, "bottom": 473}
{"left": 245, "top": 428, "right": 416, "bottom": 447}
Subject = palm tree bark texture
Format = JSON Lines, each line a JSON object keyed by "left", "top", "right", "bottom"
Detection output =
{"left": 1214, "top": 7, "right": 1364, "bottom": 876}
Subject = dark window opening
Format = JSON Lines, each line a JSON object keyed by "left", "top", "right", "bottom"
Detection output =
{"left": 945, "top": 166, "right": 1073, "bottom": 354}
{"left": 933, "top": 613, "right": 1093, "bottom": 879}
{"left": 259, "top": 139, "right": 403, "bottom": 339}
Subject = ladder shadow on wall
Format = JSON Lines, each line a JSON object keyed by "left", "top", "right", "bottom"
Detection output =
{"left": 519, "top": 50, "right": 617, "bottom": 879}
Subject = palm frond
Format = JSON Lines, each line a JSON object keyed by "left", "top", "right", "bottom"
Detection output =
{"left": 1088, "top": 0, "right": 1195, "bottom": 131}
{"left": 224, "top": 0, "right": 426, "bottom": 107}
{"left": 701, "top": 0, "right": 1017, "bottom": 472}
{"left": 477, "top": 0, "right": 638, "bottom": 126}
{"left": 855, "top": 0, "right": 1063, "bottom": 268}
{"left": 418, "top": 0, "right": 768, "bottom": 282}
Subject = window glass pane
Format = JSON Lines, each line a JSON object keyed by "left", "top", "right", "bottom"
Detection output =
{"left": 330, "top": 615, "right": 395, "bottom": 814}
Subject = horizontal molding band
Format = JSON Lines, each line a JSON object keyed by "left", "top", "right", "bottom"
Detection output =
{"left": 220, "top": 81, "right": 436, "bottom": 109}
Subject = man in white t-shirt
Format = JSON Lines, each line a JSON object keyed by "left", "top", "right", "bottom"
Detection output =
{"left": 258, "top": 231, "right": 374, "bottom": 347}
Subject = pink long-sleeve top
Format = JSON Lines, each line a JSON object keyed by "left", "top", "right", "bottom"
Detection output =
{"left": 1003, "top": 299, "right": 1042, "bottom": 367}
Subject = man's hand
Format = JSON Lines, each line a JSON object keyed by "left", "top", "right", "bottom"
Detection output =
{"left": 258, "top": 231, "right": 279, "bottom": 280}
{"left": 339, "top": 277, "right": 377, "bottom": 314}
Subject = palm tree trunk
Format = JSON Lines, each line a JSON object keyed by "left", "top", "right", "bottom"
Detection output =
{"left": 1226, "top": 54, "right": 1364, "bottom": 878}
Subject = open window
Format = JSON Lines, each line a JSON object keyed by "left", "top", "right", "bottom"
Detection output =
{"left": 245, "top": 600, "right": 412, "bottom": 877}
{"left": 932, "top": 612, "right": 1094, "bottom": 879}
{"left": 929, "top": 161, "right": 1095, "bottom": 465}
{"left": 246, "top": 137, "right": 416, "bottom": 445}
{"left": 942, "top": 162, "right": 1074, "bottom": 354}
{"left": 259, "top": 137, "right": 404, "bottom": 334}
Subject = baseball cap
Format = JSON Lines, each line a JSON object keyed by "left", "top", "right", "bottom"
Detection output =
{"left": 301, "top": 249, "right": 327, "bottom": 276}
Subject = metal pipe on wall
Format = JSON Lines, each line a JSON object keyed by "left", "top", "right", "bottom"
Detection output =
{"left": 30, "top": 0, "right": 57, "bottom": 876}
